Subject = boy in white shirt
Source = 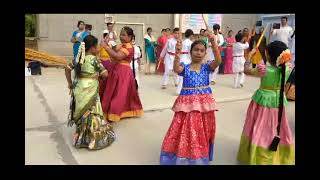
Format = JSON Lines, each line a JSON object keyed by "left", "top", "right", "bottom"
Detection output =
{"left": 233, "top": 33, "right": 249, "bottom": 88}
{"left": 159, "top": 28, "right": 180, "bottom": 89}
{"left": 271, "top": 16, "right": 293, "bottom": 46}
{"left": 176, "top": 29, "right": 194, "bottom": 95}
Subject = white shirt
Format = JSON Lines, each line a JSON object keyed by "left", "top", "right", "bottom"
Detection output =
{"left": 104, "top": 29, "right": 117, "bottom": 45}
{"left": 130, "top": 45, "right": 141, "bottom": 69}
{"left": 208, "top": 34, "right": 225, "bottom": 61}
{"left": 76, "top": 31, "right": 83, "bottom": 38}
{"left": 160, "top": 37, "right": 177, "bottom": 59}
{"left": 180, "top": 38, "right": 193, "bottom": 64}
{"left": 216, "top": 34, "right": 225, "bottom": 47}
{"left": 272, "top": 25, "right": 293, "bottom": 46}
{"left": 233, "top": 42, "right": 249, "bottom": 57}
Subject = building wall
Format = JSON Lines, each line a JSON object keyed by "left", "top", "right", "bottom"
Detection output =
{"left": 221, "top": 14, "right": 259, "bottom": 34}
{"left": 36, "top": 14, "right": 257, "bottom": 58}
{"left": 36, "top": 14, "right": 174, "bottom": 57}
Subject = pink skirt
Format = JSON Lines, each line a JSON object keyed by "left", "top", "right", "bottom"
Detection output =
{"left": 224, "top": 47, "right": 233, "bottom": 74}
{"left": 237, "top": 100, "right": 294, "bottom": 164}
{"left": 160, "top": 94, "right": 218, "bottom": 165}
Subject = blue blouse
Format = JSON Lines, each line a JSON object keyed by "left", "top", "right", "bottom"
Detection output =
{"left": 178, "top": 63, "right": 214, "bottom": 95}
{"left": 72, "top": 30, "right": 89, "bottom": 63}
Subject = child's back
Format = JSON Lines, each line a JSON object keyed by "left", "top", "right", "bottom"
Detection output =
{"left": 237, "top": 41, "right": 294, "bottom": 165}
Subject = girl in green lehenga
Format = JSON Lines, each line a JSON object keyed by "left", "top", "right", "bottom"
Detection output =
{"left": 65, "top": 35, "right": 115, "bottom": 150}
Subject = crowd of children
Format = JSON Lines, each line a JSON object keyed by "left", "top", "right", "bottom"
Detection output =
{"left": 65, "top": 19, "right": 295, "bottom": 165}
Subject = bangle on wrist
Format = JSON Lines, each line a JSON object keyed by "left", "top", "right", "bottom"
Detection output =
{"left": 100, "top": 69, "right": 107, "bottom": 75}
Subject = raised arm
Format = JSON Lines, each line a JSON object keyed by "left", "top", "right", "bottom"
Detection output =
{"left": 101, "top": 40, "right": 127, "bottom": 61}
{"left": 244, "top": 48, "right": 265, "bottom": 77}
{"left": 271, "top": 27, "right": 277, "bottom": 36}
{"left": 251, "top": 25, "right": 256, "bottom": 37}
{"left": 111, "top": 22, "right": 118, "bottom": 41}
{"left": 71, "top": 31, "right": 77, "bottom": 43}
{"left": 173, "top": 33, "right": 184, "bottom": 74}
{"left": 113, "top": 31, "right": 118, "bottom": 41}
{"left": 64, "top": 62, "right": 74, "bottom": 90}
{"left": 160, "top": 41, "right": 168, "bottom": 59}
{"left": 208, "top": 33, "right": 222, "bottom": 71}
{"left": 241, "top": 36, "right": 250, "bottom": 49}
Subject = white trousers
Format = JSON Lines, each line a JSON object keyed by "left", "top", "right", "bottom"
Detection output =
{"left": 208, "top": 59, "right": 219, "bottom": 82}
{"left": 234, "top": 72, "right": 245, "bottom": 88}
{"left": 134, "top": 68, "right": 140, "bottom": 87}
{"left": 176, "top": 76, "right": 183, "bottom": 94}
{"left": 209, "top": 66, "right": 219, "bottom": 82}
{"left": 161, "top": 55, "right": 178, "bottom": 86}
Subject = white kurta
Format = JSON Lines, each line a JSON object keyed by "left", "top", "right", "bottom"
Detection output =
{"left": 160, "top": 38, "right": 177, "bottom": 70}
{"left": 207, "top": 34, "right": 225, "bottom": 61}
{"left": 160, "top": 37, "right": 178, "bottom": 86}
{"left": 232, "top": 42, "right": 249, "bottom": 73}
{"left": 272, "top": 25, "right": 293, "bottom": 46}
{"left": 180, "top": 38, "right": 193, "bottom": 64}
{"left": 130, "top": 45, "right": 141, "bottom": 86}
{"left": 130, "top": 45, "right": 141, "bottom": 69}
{"left": 176, "top": 38, "right": 192, "bottom": 94}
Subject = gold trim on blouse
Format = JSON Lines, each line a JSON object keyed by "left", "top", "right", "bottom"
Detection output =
{"left": 182, "top": 85, "right": 210, "bottom": 90}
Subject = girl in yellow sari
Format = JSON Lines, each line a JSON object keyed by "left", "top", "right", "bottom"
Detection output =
{"left": 65, "top": 35, "right": 115, "bottom": 150}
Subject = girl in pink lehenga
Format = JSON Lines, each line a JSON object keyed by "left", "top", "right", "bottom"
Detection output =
{"left": 224, "top": 30, "right": 236, "bottom": 74}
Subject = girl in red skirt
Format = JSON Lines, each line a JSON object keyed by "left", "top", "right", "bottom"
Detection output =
{"left": 160, "top": 31, "right": 221, "bottom": 165}
{"left": 100, "top": 26, "right": 143, "bottom": 122}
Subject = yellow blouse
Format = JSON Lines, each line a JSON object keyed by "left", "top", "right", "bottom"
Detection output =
{"left": 99, "top": 46, "right": 110, "bottom": 60}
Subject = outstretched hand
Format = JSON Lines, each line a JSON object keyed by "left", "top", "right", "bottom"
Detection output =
{"left": 207, "top": 33, "right": 217, "bottom": 44}
{"left": 249, "top": 48, "right": 257, "bottom": 57}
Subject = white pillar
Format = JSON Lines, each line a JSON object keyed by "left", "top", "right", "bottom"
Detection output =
{"left": 174, "top": 14, "right": 180, "bottom": 28}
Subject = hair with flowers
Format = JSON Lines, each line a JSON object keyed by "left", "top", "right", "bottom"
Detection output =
{"left": 276, "top": 49, "right": 291, "bottom": 67}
